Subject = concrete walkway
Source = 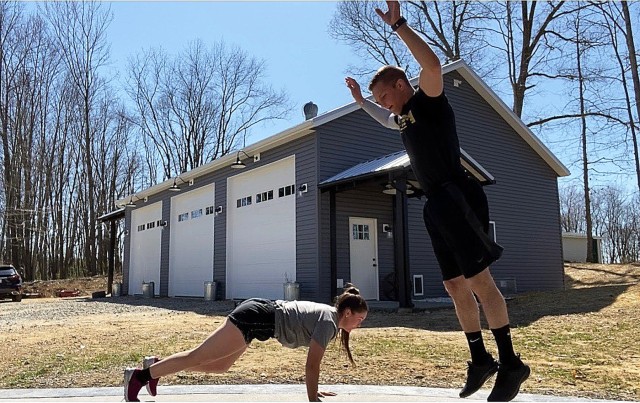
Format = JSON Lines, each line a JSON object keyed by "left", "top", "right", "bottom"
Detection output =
{"left": 0, "top": 384, "right": 625, "bottom": 402}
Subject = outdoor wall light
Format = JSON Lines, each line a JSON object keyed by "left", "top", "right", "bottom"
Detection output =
{"left": 297, "top": 183, "right": 308, "bottom": 196}
{"left": 382, "top": 223, "right": 393, "bottom": 239}
{"left": 230, "top": 150, "right": 252, "bottom": 169}
{"left": 124, "top": 230, "right": 129, "bottom": 236}
{"left": 169, "top": 176, "right": 188, "bottom": 192}
{"left": 158, "top": 220, "right": 168, "bottom": 227}
{"left": 381, "top": 182, "right": 415, "bottom": 195}
{"left": 382, "top": 182, "right": 396, "bottom": 195}
{"left": 125, "top": 195, "right": 141, "bottom": 207}
{"left": 215, "top": 206, "right": 223, "bottom": 215}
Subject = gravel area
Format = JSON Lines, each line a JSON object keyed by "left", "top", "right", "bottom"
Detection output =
{"left": 0, "top": 296, "right": 236, "bottom": 329}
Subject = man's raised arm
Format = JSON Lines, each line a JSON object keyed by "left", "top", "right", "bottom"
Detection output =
{"left": 375, "top": 0, "right": 443, "bottom": 97}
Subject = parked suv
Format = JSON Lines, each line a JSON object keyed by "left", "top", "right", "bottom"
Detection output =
{"left": 0, "top": 264, "right": 22, "bottom": 302}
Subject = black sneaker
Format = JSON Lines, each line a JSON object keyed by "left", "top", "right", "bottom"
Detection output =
{"left": 487, "top": 361, "right": 530, "bottom": 402}
{"left": 459, "top": 358, "right": 499, "bottom": 398}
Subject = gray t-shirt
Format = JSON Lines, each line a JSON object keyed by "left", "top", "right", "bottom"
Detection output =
{"left": 273, "top": 300, "right": 338, "bottom": 349}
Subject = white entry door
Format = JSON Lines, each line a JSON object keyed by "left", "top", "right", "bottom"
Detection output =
{"left": 349, "top": 217, "right": 379, "bottom": 300}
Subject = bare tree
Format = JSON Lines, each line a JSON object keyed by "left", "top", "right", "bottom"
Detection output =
{"left": 559, "top": 184, "right": 585, "bottom": 233}
{"left": 594, "top": 2, "right": 640, "bottom": 194}
{"left": 329, "top": 1, "right": 490, "bottom": 81}
{"left": 599, "top": 186, "right": 638, "bottom": 263}
{"left": 126, "top": 39, "right": 289, "bottom": 181}
{"left": 43, "top": 1, "right": 112, "bottom": 276}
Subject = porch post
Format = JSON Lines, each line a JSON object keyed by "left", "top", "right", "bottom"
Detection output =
{"left": 393, "top": 177, "right": 413, "bottom": 309}
{"left": 329, "top": 189, "right": 338, "bottom": 302}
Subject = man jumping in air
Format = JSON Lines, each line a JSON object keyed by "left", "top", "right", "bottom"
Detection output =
{"left": 345, "top": 1, "right": 529, "bottom": 401}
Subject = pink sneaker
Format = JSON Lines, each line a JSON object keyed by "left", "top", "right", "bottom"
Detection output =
{"left": 123, "top": 368, "right": 144, "bottom": 402}
{"left": 143, "top": 356, "right": 160, "bottom": 396}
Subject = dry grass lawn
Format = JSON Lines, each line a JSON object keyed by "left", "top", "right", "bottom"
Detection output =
{"left": 1, "top": 263, "right": 638, "bottom": 401}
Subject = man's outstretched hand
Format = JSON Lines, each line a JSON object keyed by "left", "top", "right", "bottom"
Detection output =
{"left": 375, "top": 0, "right": 401, "bottom": 26}
{"left": 345, "top": 77, "right": 365, "bottom": 105}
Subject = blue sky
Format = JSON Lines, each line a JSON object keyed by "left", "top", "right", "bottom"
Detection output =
{"left": 105, "top": 1, "right": 360, "bottom": 142}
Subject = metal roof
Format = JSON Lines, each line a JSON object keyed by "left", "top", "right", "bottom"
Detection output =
{"left": 319, "top": 150, "right": 410, "bottom": 186}
{"left": 97, "top": 208, "right": 125, "bottom": 222}
{"left": 319, "top": 148, "right": 495, "bottom": 188}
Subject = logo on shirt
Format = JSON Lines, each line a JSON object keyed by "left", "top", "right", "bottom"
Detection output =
{"left": 398, "top": 110, "right": 416, "bottom": 131}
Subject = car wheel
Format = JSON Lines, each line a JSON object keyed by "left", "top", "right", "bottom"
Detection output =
{"left": 11, "top": 294, "right": 22, "bottom": 302}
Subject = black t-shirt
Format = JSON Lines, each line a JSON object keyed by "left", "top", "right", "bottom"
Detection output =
{"left": 397, "top": 89, "right": 466, "bottom": 192}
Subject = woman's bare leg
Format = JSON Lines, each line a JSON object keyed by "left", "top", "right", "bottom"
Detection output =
{"left": 186, "top": 348, "right": 246, "bottom": 373}
{"left": 148, "top": 319, "right": 246, "bottom": 379}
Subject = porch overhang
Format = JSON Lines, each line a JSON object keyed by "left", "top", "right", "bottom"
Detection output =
{"left": 319, "top": 148, "right": 495, "bottom": 193}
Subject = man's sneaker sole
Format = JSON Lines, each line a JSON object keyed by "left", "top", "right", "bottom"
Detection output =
{"left": 459, "top": 359, "right": 499, "bottom": 398}
{"left": 488, "top": 364, "right": 530, "bottom": 402}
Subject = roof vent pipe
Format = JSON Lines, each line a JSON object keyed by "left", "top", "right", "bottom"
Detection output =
{"left": 303, "top": 101, "right": 318, "bottom": 120}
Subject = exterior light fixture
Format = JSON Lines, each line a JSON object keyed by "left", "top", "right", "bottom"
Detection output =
{"left": 382, "top": 183, "right": 396, "bottom": 195}
{"left": 406, "top": 184, "right": 415, "bottom": 195}
{"left": 382, "top": 181, "right": 415, "bottom": 195}
{"left": 169, "top": 176, "right": 188, "bottom": 192}
{"left": 230, "top": 150, "right": 251, "bottom": 169}
{"left": 125, "top": 195, "right": 140, "bottom": 207}
{"left": 297, "top": 183, "right": 308, "bottom": 197}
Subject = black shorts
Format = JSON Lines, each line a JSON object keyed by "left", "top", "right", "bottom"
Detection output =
{"left": 227, "top": 298, "right": 276, "bottom": 344}
{"left": 423, "top": 176, "right": 502, "bottom": 281}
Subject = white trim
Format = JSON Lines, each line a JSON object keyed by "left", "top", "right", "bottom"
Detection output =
{"left": 460, "top": 148, "right": 495, "bottom": 183}
{"left": 562, "top": 232, "right": 603, "bottom": 240}
{"left": 489, "top": 220, "right": 497, "bottom": 242}
{"left": 413, "top": 275, "right": 424, "bottom": 296}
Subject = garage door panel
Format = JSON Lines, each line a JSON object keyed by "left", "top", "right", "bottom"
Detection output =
{"left": 169, "top": 184, "right": 215, "bottom": 297}
{"left": 227, "top": 156, "right": 296, "bottom": 300}
{"left": 129, "top": 203, "right": 162, "bottom": 295}
{"left": 234, "top": 280, "right": 284, "bottom": 300}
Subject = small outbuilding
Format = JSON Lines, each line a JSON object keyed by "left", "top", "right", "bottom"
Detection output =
{"left": 562, "top": 232, "right": 603, "bottom": 263}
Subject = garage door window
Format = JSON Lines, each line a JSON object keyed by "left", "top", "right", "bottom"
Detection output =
{"left": 191, "top": 209, "right": 203, "bottom": 219}
{"left": 237, "top": 196, "right": 252, "bottom": 208}
{"left": 278, "top": 185, "right": 295, "bottom": 197}
{"left": 178, "top": 212, "right": 189, "bottom": 222}
{"left": 137, "top": 224, "right": 145, "bottom": 232}
{"left": 256, "top": 190, "right": 274, "bottom": 203}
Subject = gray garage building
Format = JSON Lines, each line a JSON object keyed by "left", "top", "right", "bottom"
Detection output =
{"left": 116, "top": 60, "right": 570, "bottom": 305}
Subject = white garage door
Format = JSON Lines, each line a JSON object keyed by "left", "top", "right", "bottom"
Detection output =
{"left": 129, "top": 202, "right": 162, "bottom": 296}
{"left": 169, "top": 184, "right": 215, "bottom": 297}
{"left": 226, "top": 156, "right": 296, "bottom": 300}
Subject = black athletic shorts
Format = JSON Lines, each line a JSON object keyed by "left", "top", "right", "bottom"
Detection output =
{"left": 227, "top": 298, "right": 276, "bottom": 344}
{"left": 423, "top": 175, "right": 502, "bottom": 281}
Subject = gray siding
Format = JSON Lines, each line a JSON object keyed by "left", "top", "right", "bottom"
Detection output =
{"left": 316, "top": 70, "right": 564, "bottom": 298}
{"left": 444, "top": 71, "right": 564, "bottom": 292}
{"left": 316, "top": 112, "right": 405, "bottom": 300}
